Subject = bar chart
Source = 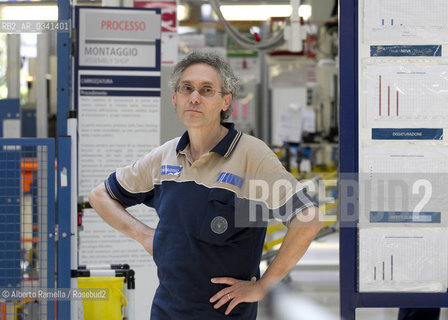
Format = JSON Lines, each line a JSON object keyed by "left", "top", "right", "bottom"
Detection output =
{"left": 365, "top": 65, "right": 448, "bottom": 127}
{"left": 377, "top": 75, "right": 400, "bottom": 117}
{"left": 380, "top": 18, "right": 402, "bottom": 27}
{"left": 359, "top": 228, "right": 448, "bottom": 292}
{"left": 373, "top": 255, "right": 393, "bottom": 281}
{"left": 364, "top": 0, "right": 448, "bottom": 44}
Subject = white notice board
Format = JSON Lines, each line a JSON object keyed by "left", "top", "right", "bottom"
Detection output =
{"left": 358, "top": 0, "right": 448, "bottom": 293}
{"left": 75, "top": 7, "right": 161, "bottom": 318}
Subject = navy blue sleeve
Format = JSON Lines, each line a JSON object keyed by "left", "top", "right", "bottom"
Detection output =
{"left": 104, "top": 172, "right": 155, "bottom": 208}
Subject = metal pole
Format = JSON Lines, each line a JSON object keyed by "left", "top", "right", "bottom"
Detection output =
{"left": 57, "top": 137, "right": 72, "bottom": 319}
{"left": 6, "top": 34, "right": 20, "bottom": 99}
{"left": 67, "top": 112, "right": 78, "bottom": 320}
{"left": 36, "top": 34, "right": 49, "bottom": 138}
{"left": 56, "top": 0, "right": 72, "bottom": 137}
{"left": 127, "top": 290, "right": 135, "bottom": 320}
{"left": 258, "top": 22, "right": 271, "bottom": 143}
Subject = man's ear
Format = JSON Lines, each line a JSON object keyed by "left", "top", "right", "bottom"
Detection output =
{"left": 172, "top": 92, "right": 177, "bottom": 106}
{"left": 222, "top": 93, "right": 232, "bottom": 111}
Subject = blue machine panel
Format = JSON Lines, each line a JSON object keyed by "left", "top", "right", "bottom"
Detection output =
{"left": 21, "top": 110, "right": 37, "bottom": 138}
{"left": 0, "top": 150, "right": 21, "bottom": 287}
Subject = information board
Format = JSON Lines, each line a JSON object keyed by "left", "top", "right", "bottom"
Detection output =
{"left": 358, "top": 0, "right": 448, "bottom": 293}
{"left": 75, "top": 7, "right": 161, "bottom": 319}
{"left": 340, "top": 1, "right": 448, "bottom": 318}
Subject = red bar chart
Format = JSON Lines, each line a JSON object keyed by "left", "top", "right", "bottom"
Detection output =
{"left": 378, "top": 75, "right": 399, "bottom": 117}
{"left": 365, "top": 65, "right": 448, "bottom": 127}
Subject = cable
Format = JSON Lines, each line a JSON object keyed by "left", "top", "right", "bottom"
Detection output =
{"left": 209, "top": 0, "right": 286, "bottom": 51}
{"left": 211, "top": 0, "right": 284, "bottom": 50}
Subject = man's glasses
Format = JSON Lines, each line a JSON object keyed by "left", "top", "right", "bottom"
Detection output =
{"left": 177, "top": 84, "right": 226, "bottom": 97}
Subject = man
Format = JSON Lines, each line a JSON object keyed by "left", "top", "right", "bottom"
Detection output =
{"left": 89, "top": 50, "right": 322, "bottom": 319}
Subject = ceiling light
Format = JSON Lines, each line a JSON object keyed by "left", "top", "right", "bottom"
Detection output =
{"left": 177, "top": 5, "right": 188, "bottom": 21}
{"left": 2, "top": 5, "right": 58, "bottom": 20}
{"left": 201, "top": 4, "right": 212, "bottom": 19}
{"left": 220, "top": 5, "right": 292, "bottom": 21}
{"left": 299, "top": 4, "right": 312, "bottom": 21}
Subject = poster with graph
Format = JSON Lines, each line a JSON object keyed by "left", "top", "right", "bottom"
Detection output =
{"left": 359, "top": 227, "right": 448, "bottom": 292}
{"left": 363, "top": 0, "right": 448, "bottom": 44}
{"left": 358, "top": 145, "right": 448, "bottom": 226}
{"left": 364, "top": 64, "right": 448, "bottom": 128}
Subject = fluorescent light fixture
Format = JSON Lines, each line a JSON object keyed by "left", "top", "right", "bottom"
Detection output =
{"left": 201, "top": 4, "right": 212, "bottom": 19}
{"left": 2, "top": 5, "right": 58, "bottom": 20}
{"left": 299, "top": 4, "right": 312, "bottom": 21}
{"left": 220, "top": 5, "right": 292, "bottom": 21}
{"left": 177, "top": 5, "right": 187, "bottom": 21}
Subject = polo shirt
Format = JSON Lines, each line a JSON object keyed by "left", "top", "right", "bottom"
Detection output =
{"left": 105, "top": 122, "right": 316, "bottom": 319}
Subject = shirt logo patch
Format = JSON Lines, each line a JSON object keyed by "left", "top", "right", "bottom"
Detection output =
{"left": 161, "top": 165, "right": 182, "bottom": 176}
{"left": 216, "top": 172, "right": 243, "bottom": 188}
{"left": 211, "top": 216, "right": 228, "bottom": 234}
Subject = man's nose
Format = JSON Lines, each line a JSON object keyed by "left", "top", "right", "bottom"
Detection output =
{"left": 188, "top": 90, "right": 201, "bottom": 104}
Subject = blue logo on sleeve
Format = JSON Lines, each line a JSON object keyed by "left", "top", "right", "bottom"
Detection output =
{"left": 217, "top": 172, "right": 243, "bottom": 188}
{"left": 161, "top": 165, "right": 182, "bottom": 176}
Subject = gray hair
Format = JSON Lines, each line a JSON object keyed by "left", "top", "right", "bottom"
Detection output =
{"left": 169, "top": 50, "right": 239, "bottom": 122}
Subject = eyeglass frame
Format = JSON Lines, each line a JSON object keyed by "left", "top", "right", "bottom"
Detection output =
{"left": 176, "top": 83, "right": 228, "bottom": 98}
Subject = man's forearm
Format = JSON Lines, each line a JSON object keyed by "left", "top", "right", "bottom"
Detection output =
{"left": 258, "top": 207, "right": 323, "bottom": 291}
{"left": 88, "top": 183, "right": 155, "bottom": 250}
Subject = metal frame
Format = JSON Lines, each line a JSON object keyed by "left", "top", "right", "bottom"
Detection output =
{"left": 71, "top": 265, "right": 136, "bottom": 320}
{"left": 339, "top": 0, "right": 359, "bottom": 318}
{"left": 0, "top": 138, "right": 55, "bottom": 320}
{"left": 56, "top": 0, "right": 71, "bottom": 137}
{"left": 57, "top": 137, "right": 72, "bottom": 319}
{"left": 56, "top": 0, "right": 73, "bottom": 315}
